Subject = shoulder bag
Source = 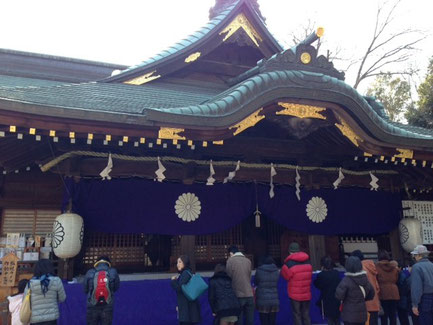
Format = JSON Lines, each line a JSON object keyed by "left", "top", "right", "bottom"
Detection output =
{"left": 181, "top": 271, "right": 208, "bottom": 301}
{"left": 20, "top": 282, "right": 32, "bottom": 323}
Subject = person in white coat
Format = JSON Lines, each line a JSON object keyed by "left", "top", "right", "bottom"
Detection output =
{"left": 8, "top": 279, "right": 29, "bottom": 325}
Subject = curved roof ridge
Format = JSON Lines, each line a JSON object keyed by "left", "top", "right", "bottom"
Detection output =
{"left": 102, "top": 1, "right": 241, "bottom": 82}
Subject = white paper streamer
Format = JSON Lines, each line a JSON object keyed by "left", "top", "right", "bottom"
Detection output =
{"left": 333, "top": 168, "right": 345, "bottom": 189}
{"left": 295, "top": 166, "right": 301, "bottom": 201}
{"left": 269, "top": 163, "right": 277, "bottom": 198}
{"left": 100, "top": 153, "right": 113, "bottom": 180}
{"left": 155, "top": 157, "right": 166, "bottom": 182}
{"left": 370, "top": 172, "right": 379, "bottom": 191}
{"left": 223, "top": 160, "right": 240, "bottom": 183}
{"left": 206, "top": 160, "right": 216, "bottom": 186}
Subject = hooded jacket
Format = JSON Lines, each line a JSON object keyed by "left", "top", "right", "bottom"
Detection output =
{"left": 208, "top": 271, "right": 240, "bottom": 319}
{"left": 314, "top": 269, "right": 341, "bottom": 319}
{"left": 376, "top": 260, "right": 400, "bottom": 300}
{"left": 281, "top": 252, "right": 312, "bottom": 301}
{"left": 335, "top": 271, "right": 374, "bottom": 323}
{"left": 362, "top": 259, "right": 381, "bottom": 312}
{"left": 254, "top": 263, "right": 280, "bottom": 308}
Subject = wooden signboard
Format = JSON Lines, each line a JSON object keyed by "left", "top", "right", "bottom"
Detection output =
{"left": 0, "top": 253, "right": 19, "bottom": 287}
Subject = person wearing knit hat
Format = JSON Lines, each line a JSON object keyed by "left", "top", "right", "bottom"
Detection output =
{"left": 281, "top": 242, "right": 313, "bottom": 325}
{"left": 410, "top": 245, "right": 433, "bottom": 325}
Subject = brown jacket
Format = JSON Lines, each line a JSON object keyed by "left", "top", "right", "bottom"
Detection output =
{"left": 362, "top": 260, "right": 381, "bottom": 311}
{"left": 226, "top": 252, "right": 253, "bottom": 298}
{"left": 376, "top": 260, "right": 400, "bottom": 300}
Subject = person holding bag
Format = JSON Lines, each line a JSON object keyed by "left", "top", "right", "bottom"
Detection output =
{"left": 335, "top": 256, "right": 374, "bottom": 325}
{"left": 23, "top": 259, "right": 66, "bottom": 325}
{"left": 171, "top": 255, "right": 202, "bottom": 325}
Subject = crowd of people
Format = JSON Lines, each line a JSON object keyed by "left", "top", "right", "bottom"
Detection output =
{"left": 172, "top": 243, "right": 433, "bottom": 325}
{"left": 5, "top": 243, "right": 432, "bottom": 325}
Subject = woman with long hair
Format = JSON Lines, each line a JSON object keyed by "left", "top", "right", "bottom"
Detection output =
{"left": 170, "top": 255, "right": 202, "bottom": 325}
{"left": 25, "top": 259, "right": 66, "bottom": 324}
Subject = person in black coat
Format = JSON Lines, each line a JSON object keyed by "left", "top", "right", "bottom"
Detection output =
{"left": 171, "top": 255, "right": 202, "bottom": 325}
{"left": 335, "top": 256, "right": 375, "bottom": 325}
{"left": 314, "top": 256, "right": 341, "bottom": 325}
{"left": 254, "top": 256, "right": 280, "bottom": 325}
{"left": 208, "top": 264, "right": 241, "bottom": 325}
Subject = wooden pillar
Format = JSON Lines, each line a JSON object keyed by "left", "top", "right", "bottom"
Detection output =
{"left": 180, "top": 235, "right": 196, "bottom": 272}
{"left": 389, "top": 227, "right": 403, "bottom": 262}
{"left": 308, "top": 235, "right": 326, "bottom": 270}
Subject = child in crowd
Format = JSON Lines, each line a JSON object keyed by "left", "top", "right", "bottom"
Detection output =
{"left": 8, "top": 279, "right": 29, "bottom": 325}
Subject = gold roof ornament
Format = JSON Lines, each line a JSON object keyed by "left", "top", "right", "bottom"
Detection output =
{"left": 334, "top": 119, "right": 362, "bottom": 147}
{"left": 124, "top": 70, "right": 161, "bottom": 85}
{"left": 300, "top": 52, "right": 312, "bottom": 64}
{"left": 394, "top": 148, "right": 414, "bottom": 159}
{"left": 158, "top": 128, "right": 186, "bottom": 140}
{"left": 276, "top": 102, "right": 326, "bottom": 120}
{"left": 229, "top": 108, "right": 265, "bottom": 136}
{"left": 185, "top": 52, "right": 201, "bottom": 63}
{"left": 219, "top": 13, "right": 263, "bottom": 47}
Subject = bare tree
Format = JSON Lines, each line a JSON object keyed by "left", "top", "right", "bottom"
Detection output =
{"left": 352, "top": 0, "right": 426, "bottom": 89}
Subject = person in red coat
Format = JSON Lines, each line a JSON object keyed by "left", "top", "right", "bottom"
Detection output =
{"left": 281, "top": 242, "right": 313, "bottom": 325}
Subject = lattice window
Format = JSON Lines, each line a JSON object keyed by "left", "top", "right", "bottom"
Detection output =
{"left": 2, "top": 209, "right": 60, "bottom": 235}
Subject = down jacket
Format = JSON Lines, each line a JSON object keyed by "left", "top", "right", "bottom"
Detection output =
{"left": 335, "top": 271, "right": 374, "bottom": 324}
{"left": 208, "top": 271, "right": 240, "bottom": 319}
{"left": 281, "top": 252, "right": 313, "bottom": 301}
{"left": 254, "top": 263, "right": 280, "bottom": 308}
{"left": 25, "top": 276, "right": 66, "bottom": 323}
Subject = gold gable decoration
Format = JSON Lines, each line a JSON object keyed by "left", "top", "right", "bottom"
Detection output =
{"left": 276, "top": 102, "right": 327, "bottom": 120}
{"left": 124, "top": 71, "right": 161, "bottom": 85}
{"left": 219, "top": 13, "right": 263, "bottom": 47}
{"left": 334, "top": 119, "right": 362, "bottom": 147}
{"left": 185, "top": 52, "right": 201, "bottom": 63}
{"left": 158, "top": 128, "right": 186, "bottom": 140}
{"left": 229, "top": 108, "right": 265, "bottom": 136}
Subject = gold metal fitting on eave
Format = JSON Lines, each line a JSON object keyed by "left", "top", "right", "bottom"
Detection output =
{"left": 185, "top": 52, "right": 201, "bottom": 63}
{"left": 158, "top": 128, "right": 186, "bottom": 141}
{"left": 276, "top": 102, "right": 326, "bottom": 120}
{"left": 334, "top": 119, "right": 362, "bottom": 147}
{"left": 124, "top": 71, "right": 161, "bottom": 85}
{"left": 229, "top": 108, "right": 265, "bottom": 136}
{"left": 219, "top": 13, "right": 263, "bottom": 47}
{"left": 394, "top": 148, "right": 414, "bottom": 159}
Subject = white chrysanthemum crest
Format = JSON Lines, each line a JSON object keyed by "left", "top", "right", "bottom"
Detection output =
{"left": 175, "top": 192, "right": 201, "bottom": 222}
{"left": 306, "top": 196, "right": 328, "bottom": 223}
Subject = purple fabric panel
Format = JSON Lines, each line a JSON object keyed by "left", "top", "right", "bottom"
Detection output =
{"left": 66, "top": 178, "right": 401, "bottom": 235}
{"left": 71, "top": 179, "right": 255, "bottom": 235}
{"left": 58, "top": 276, "right": 325, "bottom": 325}
{"left": 258, "top": 186, "right": 401, "bottom": 235}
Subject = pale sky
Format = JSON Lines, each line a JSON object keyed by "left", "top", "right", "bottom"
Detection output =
{"left": 1, "top": 0, "right": 432, "bottom": 91}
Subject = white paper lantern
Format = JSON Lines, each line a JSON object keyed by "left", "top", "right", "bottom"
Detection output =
{"left": 399, "top": 218, "right": 422, "bottom": 253}
{"left": 52, "top": 213, "right": 84, "bottom": 258}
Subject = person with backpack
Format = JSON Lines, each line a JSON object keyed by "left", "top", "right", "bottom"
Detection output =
{"left": 208, "top": 263, "right": 241, "bottom": 325}
{"left": 171, "top": 255, "right": 202, "bottom": 325}
{"left": 8, "top": 279, "right": 29, "bottom": 325}
{"left": 84, "top": 256, "right": 120, "bottom": 325}
{"left": 314, "top": 256, "right": 341, "bottom": 325}
{"left": 254, "top": 256, "right": 280, "bottom": 325}
{"left": 335, "top": 256, "right": 375, "bottom": 325}
{"left": 25, "top": 259, "right": 66, "bottom": 324}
